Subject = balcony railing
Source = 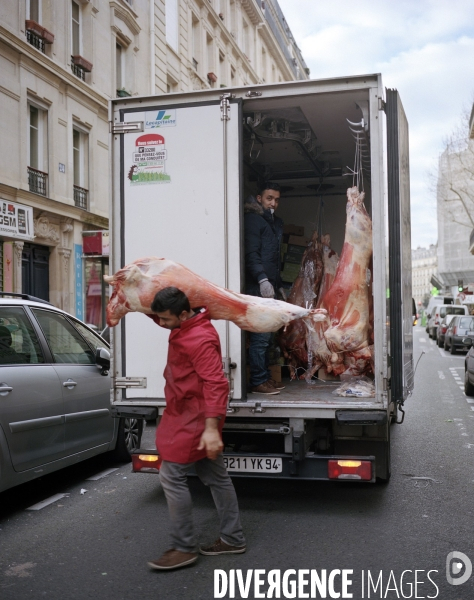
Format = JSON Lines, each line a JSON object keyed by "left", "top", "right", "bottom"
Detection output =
{"left": 74, "top": 185, "right": 88, "bottom": 209}
{"left": 71, "top": 59, "right": 85, "bottom": 81}
{"left": 26, "top": 30, "right": 45, "bottom": 53}
{"left": 27, "top": 166, "right": 48, "bottom": 196}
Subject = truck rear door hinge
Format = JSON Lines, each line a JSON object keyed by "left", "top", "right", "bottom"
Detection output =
{"left": 220, "top": 93, "right": 236, "bottom": 121}
{"left": 114, "top": 377, "right": 147, "bottom": 389}
{"left": 383, "top": 377, "right": 391, "bottom": 391}
{"left": 110, "top": 121, "right": 144, "bottom": 134}
{"left": 245, "top": 90, "right": 263, "bottom": 98}
{"left": 378, "top": 97, "right": 386, "bottom": 112}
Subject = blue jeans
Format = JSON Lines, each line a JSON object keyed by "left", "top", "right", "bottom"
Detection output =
{"left": 248, "top": 331, "right": 272, "bottom": 387}
{"left": 159, "top": 457, "right": 245, "bottom": 553}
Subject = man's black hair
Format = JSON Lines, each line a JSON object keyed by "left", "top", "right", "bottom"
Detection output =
{"left": 258, "top": 181, "right": 281, "bottom": 196}
{"left": 151, "top": 287, "right": 191, "bottom": 316}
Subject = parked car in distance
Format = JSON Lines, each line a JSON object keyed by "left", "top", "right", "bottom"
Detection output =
{"left": 0, "top": 294, "right": 142, "bottom": 493}
{"left": 464, "top": 337, "right": 474, "bottom": 395}
{"left": 425, "top": 296, "right": 453, "bottom": 333}
{"left": 437, "top": 314, "right": 457, "bottom": 347}
{"left": 444, "top": 315, "right": 474, "bottom": 354}
{"left": 428, "top": 305, "right": 467, "bottom": 340}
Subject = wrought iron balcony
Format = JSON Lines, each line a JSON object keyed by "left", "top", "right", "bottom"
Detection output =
{"left": 73, "top": 185, "right": 88, "bottom": 209}
{"left": 71, "top": 55, "right": 93, "bottom": 81}
{"left": 27, "top": 166, "right": 48, "bottom": 196}
{"left": 26, "top": 30, "right": 45, "bottom": 53}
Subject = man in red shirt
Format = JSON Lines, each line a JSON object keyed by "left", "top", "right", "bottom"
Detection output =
{"left": 147, "top": 287, "right": 246, "bottom": 571}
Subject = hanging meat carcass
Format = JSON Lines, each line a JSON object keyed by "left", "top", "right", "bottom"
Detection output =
{"left": 304, "top": 234, "right": 340, "bottom": 380}
{"left": 278, "top": 231, "right": 324, "bottom": 378}
{"left": 105, "top": 257, "right": 328, "bottom": 333}
{"left": 317, "top": 186, "right": 373, "bottom": 376}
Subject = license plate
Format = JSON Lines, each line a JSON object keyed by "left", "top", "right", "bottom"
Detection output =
{"left": 223, "top": 456, "right": 282, "bottom": 473}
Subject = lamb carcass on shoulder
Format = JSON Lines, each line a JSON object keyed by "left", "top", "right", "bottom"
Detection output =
{"left": 105, "top": 257, "right": 327, "bottom": 333}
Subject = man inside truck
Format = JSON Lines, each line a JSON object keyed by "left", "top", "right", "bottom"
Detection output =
{"left": 147, "top": 287, "right": 246, "bottom": 571}
{"left": 244, "top": 182, "right": 285, "bottom": 395}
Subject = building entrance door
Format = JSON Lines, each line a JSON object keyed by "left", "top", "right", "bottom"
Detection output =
{"left": 22, "top": 243, "right": 50, "bottom": 301}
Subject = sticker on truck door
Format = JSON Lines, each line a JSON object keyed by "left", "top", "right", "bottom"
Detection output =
{"left": 127, "top": 133, "right": 171, "bottom": 185}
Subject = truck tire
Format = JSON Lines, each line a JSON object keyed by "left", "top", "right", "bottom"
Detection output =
{"left": 113, "top": 417, "right": 143, "bottom": 462}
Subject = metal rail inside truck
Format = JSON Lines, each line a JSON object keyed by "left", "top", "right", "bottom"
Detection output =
{"left": 109, "top": 74, "right": 414, "bottom": 483}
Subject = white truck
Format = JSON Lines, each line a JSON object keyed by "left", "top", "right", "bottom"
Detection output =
{"left": 108, "top": 74, "right": 414, "bottom": 482}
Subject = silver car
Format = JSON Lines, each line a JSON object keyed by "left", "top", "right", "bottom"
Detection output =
{"left": 0, "top": 295, "right": 142, "bottom": 493}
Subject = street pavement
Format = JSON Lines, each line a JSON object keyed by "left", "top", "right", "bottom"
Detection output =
{"left": 1, "top": 325, "right": 474, "bottom": 599}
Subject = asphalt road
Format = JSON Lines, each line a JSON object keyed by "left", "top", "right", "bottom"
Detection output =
{"left": 1, "top": 325, "right": 474, "bottom": 600}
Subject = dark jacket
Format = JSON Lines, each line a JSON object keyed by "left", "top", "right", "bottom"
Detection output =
{"left": 244, "top": 200, "right": 283, "bottom": 293}
{"left": 150, "top": 308, "right": 229, "bottom": 464}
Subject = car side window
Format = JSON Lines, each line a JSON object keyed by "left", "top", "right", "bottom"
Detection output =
{"left": 31, "top": 309, "right": 95, "bottom": 365}
{"left": 0, "top": 307, "right": 45, "bottom": 365}
{"left": 71, "top": 319, "right": 109, "bottom": 353}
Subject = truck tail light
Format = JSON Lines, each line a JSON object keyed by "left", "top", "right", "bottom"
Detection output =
{"left": 328, "top": 459, "right": 372, "bottom": 481}
{"left": 131, "top": 451, "right": 162, "bottom": 473}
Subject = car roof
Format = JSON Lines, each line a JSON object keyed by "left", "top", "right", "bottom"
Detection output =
{"left": 0, "top": 298, "right": 81, "bottom": 321}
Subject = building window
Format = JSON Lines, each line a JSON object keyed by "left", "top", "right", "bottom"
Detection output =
{"left": 28, "top": 104, "right": 48, "bottom": 196}
{"left": 166, "top": 0, "right": 179, "bottom": 52}
{"left": 73, "top": 128, "right": 89, "bottom": 209}
{"left": 207, "top": 33, "right": 214, "bottom": 75}
{"left": 192, "top": 14, "right": 200, "bottom": 70}
{"left": 242, "top": 19, "right": 249, "bottom": 56}
{"left": 71, "top": 0, "right": 81, "bottom": 56}
{"left": 27, "top": 0, "right": 41, "bottom": 22}
{"left": 116, "top": 43, "right": 123, "bottom": 90}
{"left": 219, "top": 51, "right": 225, "bottom": 86}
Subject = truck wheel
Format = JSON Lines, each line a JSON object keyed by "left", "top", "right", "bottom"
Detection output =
{"left": 113, "top": 417, "right": 143, "bottom": 462}
{"left": 465, "top": 371, "right": 474, "bottom": 396}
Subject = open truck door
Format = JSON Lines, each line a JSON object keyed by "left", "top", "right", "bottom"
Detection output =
{"left": 110, "top": 95, "right": 243, "bottom": 403}
{"left": 386, "top": 88, "right": 414, "bottom": 421}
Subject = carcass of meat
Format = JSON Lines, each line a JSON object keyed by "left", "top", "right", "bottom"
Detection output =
{"left": 105, "top": 257, "right": 327, "bottom": 333}
{"left": 278, "top": 232, "right": 324, "bottom": 378}
{"left": 304, "top": 235, "right": 340, "bottom": 380}
{"left": 318, "top": 186, "right": 373, "bottom": 376}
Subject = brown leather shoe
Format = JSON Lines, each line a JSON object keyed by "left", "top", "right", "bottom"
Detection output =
{"left": 199, "top": 538, "right": 246, "bottom": 555}
{"left": 148, "top": 549, "right": 198, "bottom": 570}
{"left": 267, "top": 378, "right": 285, "bottom": 390}
{"left": 251, "top": 382, "right": 280, "bottom": 395}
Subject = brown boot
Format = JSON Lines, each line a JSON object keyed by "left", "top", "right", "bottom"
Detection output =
{"left": 148, "top": 549, "right": 198, "bottom": 571}
{"left": 267, "top": 378, "right": 285, "bottom": 390}
{"left": 251, "top": 382, "right": 280, "bottom": 395}
{"left": 199, "top": 538, "right": 246, "bottom": 555}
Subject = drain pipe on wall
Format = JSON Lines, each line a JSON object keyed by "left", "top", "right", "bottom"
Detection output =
{"left": 150, "top": 0, "right": 155, "bottom": 95}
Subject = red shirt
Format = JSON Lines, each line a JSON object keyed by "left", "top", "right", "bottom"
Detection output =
{"left": 152, "top": 308, "right": 229, "bottom": 463}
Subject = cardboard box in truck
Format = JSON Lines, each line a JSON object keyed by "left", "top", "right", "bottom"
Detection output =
{"left": 109, "top": 75, "right": 414, "bottom": 483}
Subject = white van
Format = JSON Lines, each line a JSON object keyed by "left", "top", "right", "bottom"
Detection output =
{"left": 425, "top": 296, "right": 453, "bottom": 333}
{"left": 428, "top": 304, "right": 467, "bottom": 340}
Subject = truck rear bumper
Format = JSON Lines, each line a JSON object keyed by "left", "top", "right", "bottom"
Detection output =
{"left": 131, "top": 449, "right": 376, "bottom": 482}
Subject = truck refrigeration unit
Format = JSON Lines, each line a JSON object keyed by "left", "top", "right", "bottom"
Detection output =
{"left": 108, "top": 74, "right": 414, "bottom": 483}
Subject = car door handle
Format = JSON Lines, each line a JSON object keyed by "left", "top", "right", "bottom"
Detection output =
{"left": 0, "top": 384, "right": 13, "bottom": 395}
{"left": 63, "top": 379, "right": 77, "bottom": 388}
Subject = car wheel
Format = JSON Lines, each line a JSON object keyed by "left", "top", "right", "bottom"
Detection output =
{"left": 465, "top": 370, "right": 474, "bottom": 396}
{"left": 113, "top": 417, "right": 143, "bottom": 462}
{"left": 450, "top": 343, "right": 456, "bottom": 355}
{"left": 437, "top": 337, "right": 443, "bottom": 347}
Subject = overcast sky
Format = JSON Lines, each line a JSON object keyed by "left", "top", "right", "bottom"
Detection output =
{"left": 277, "top": 0, "right": 474, "bottom": 249}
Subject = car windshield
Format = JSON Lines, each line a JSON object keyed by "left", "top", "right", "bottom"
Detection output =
{"left": 459, "top": 317, "right": 474, "bottom": 329}
{"left": 440, "top": 306, "right": 465, "bottom": 318}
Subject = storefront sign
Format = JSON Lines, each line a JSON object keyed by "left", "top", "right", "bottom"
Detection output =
{"left": 0, "top": 200, "right": 34, "bottom": 241}
{"left": 101, "top": 231, "right": 110, "bottom": 256}
{"left": 83, "top": 230, "right": 109, "bottom": 256}
{"left": 75, "top": 244, "right": 83, "bottom": 321}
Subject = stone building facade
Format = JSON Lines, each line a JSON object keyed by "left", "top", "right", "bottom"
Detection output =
{"left": 0, "top": 0, "right": 308, "bottom": 329}
{"left": 411, "top": 244, "right": 438, "bottom": 308}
